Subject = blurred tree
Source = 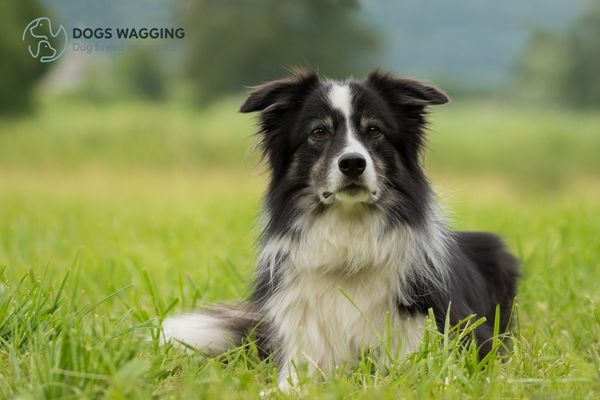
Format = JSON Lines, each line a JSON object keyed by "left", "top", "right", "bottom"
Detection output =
{"left": 560, "top": 0, "right": 600, "bottom": 107}
{"left": 513, "top": 31, "right": 568, "bottom": 103}
{"left": 183, "top": 0, "right": 379, "bottom": 104}
{"left": 515, "top": 0, "right": 600, "bottom": 108}
{"left": 118, "top": 46, "right": 167, "bottom": 101}
{"left": 0, "top": 0, "right": 52, "bottom": 114}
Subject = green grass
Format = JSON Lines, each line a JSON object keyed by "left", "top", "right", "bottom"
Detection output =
{"left": 0, "top": 100, "right": 599, "bottom": 398}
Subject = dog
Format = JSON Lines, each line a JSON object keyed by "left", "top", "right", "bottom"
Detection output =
{"left": 162, "top": 69, "right": 519, "bottom": 390}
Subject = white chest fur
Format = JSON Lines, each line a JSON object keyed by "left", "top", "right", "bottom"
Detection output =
{"left": 266, "top": 270, "right": 425, "bottom": 374}
{"left": 260, "top": 207, "right": 431, "bottom": 383}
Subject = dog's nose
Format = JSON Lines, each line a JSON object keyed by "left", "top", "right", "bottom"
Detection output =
{"left": 338, "top": 153, "right": 366, "bottom": 177}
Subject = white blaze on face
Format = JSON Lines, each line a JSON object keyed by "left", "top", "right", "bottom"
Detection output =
{"left": 327, "top": 83, "right": 378, "bottom": 200}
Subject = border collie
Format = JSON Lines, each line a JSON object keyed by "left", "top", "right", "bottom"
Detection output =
{"left": 162, "top": 69, "right": 519, "bottom": 390}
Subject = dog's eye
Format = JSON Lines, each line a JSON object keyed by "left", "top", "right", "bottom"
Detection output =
{"left": 310, "top": 128, "right": 328, "bottom": 140}
{"left": 366, "top": 126, "right": 382, "bottom": 137}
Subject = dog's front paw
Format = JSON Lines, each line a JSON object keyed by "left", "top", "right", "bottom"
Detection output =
{"left": 277, "top": 369, "right": 301, "bottom": 394}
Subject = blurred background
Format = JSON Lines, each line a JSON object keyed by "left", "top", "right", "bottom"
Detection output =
{"left": 1, "top": 0, "right": 599, "bottom": 190}
{"left": 1, "top": 0, "right": 599, "bottom": 185}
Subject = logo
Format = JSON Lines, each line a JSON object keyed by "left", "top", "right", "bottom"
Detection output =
{"left": 22, "top": 17, "right": 68, "bottom": 63}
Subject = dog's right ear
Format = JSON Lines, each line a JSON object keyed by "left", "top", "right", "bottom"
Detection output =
{"left": 239, "top": 70, "right": 319, "bottom": 113}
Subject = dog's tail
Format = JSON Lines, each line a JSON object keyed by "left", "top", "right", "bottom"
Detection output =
{"left": 161, "top": 304, "right": 263, "bottom": 356}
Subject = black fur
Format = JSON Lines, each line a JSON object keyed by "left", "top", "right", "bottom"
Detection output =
{"left": 164, "top": 70, "right": 519, "bottom": 371}
{"left": 398, "top": 232, "right": 519, "bottom": 357}
{"left": 238, "top": 69, "right": 519, "bottom": 359}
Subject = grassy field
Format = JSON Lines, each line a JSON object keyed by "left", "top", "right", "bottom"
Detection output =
{"left": 0, "top": 99, "right": 599, "bottom": 398}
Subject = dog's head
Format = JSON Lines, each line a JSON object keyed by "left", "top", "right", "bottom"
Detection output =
{"left": 241, "top": 69, "right": 448, "bottom": 232}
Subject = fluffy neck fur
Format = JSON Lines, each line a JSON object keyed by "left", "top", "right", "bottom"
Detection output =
{"left": 255, "top": 193, "right": 452, "bottom": 307}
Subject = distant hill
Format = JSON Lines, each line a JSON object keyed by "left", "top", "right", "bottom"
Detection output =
{"left": 361, "top": 0, "right": 583, "bottom": 87}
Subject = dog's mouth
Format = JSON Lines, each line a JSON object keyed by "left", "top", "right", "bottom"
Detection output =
{"left": 321, "top": 183, "right": 378, "bottom": 204}
{"left": 339, "top": 183, "right": 368, "bottom": 195}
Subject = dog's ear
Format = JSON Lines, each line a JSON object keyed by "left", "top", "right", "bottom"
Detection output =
{"left": 366, "top": 69, "right": 449, "bottom": 106}
{"left": 240, "top": 70, "right": 319, "bottom": 113}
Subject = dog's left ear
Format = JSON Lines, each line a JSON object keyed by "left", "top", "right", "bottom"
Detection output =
{"left": 240, "top": 70, "right": 319, "bottom": 113}
{"left": 366, "top": 69, "right": 449, "bottom": 106}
